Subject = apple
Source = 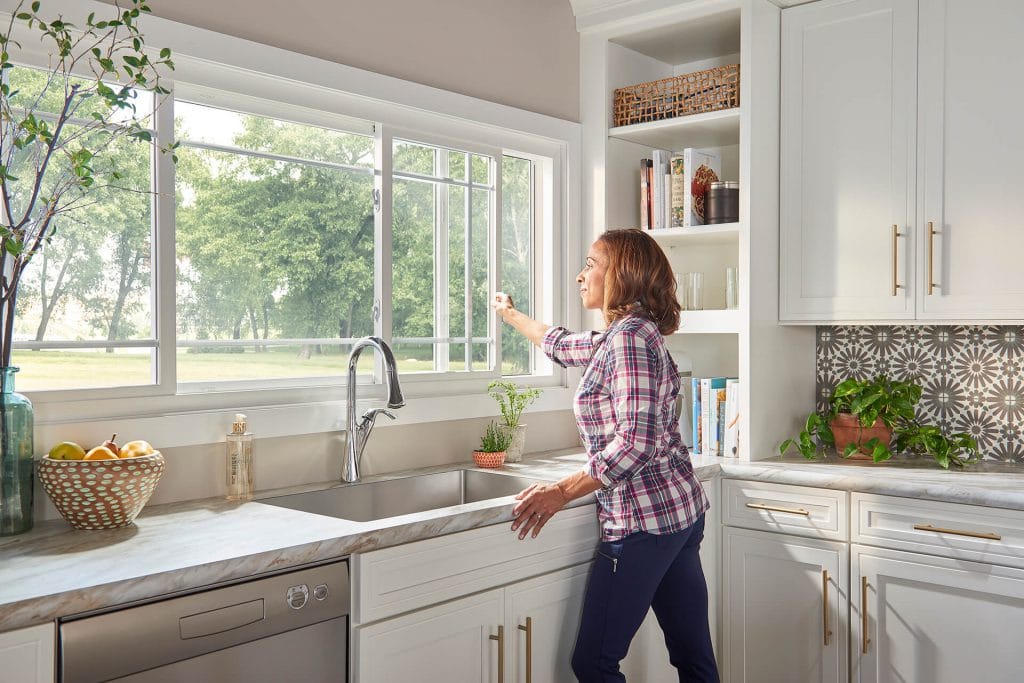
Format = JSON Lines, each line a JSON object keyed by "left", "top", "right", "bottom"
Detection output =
{"left": 48, "top": 441, "right": 86, "bottom": 460}
{"left": 119, "top": 439, "right": 155, "bottom": 458}
{"left": 84, "top": 445, "right": 118, "bottom": 460}
{"left": 100, "top": 433, "right": 120, "bottom": 457}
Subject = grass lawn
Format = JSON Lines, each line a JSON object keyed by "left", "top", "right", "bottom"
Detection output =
{"left": 10, "top": 349, "right": 499, "bottom": 391}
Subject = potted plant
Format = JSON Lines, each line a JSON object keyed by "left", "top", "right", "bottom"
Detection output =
{"left": 487, "top": 380, "right": 541, "bottom": 463}
{"left": 473, "top": 420, "right": 513, "bottom": 469}
{"left": 779, "top": 375, "right": 979, "bottom": 469}
{"left": 0, "top": 1, "right": 174, "bottom": 535}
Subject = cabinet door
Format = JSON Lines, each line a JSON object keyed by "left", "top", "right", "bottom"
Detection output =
{"left": 724, "top": 527, "right": 848, "bottom": 683}
{"left": 0, "top": 623, "right": 54, "bottom": 683}
{"left": 853, "top": 544, "right": 1024, "bottom": 683}
{"left": 917, "top": 0, "right": 1024, "bottom": 319}
{"left": 505, "top": 564, "right": 589, "bottom": 683}
{"left": 780, "top": 0, "right": 918, "bottom": 321}
{"left": 353, "top": 589, "right": 504, "bottom": 683}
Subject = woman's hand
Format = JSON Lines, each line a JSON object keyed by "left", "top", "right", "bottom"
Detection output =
{"left": 511, "top": 482, "right": 568, "bottom": 539}
{"left": 491, "top": 291, "right": 515, "bottom": 321}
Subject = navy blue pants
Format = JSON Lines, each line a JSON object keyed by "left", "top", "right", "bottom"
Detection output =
{"left": 571, "top": 515, "right": 719, "bottom": 682}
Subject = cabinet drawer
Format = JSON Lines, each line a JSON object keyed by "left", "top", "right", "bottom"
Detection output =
{"left": 852, "top": 493, "right": 1024, "bottom": 568}
{"left": 353, "top": 504, "right": 599, "bottom": 624}
{"left": 722, "top": 480, "right": 848, "bottom": 541}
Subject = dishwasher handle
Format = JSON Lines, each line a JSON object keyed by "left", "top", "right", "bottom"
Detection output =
{"left": 179, "top": 598, "right": 265, "bottom": 639}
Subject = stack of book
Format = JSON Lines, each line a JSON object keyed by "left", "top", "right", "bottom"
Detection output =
{"left": 639, "top": 148, "right": 722, "bottom": 230}
{"left": 680, "top": 376, "right": 740, "bottom": 458}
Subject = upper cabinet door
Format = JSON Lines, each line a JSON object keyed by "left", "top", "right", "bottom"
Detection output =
{"left": 917, "top": 0, "right": 1024, "bottom": 320}
{"left": 780, "top": 0, "right": 918, "bottom": 322}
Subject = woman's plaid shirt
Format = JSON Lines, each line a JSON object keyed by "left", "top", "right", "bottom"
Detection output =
{"left": 543, "top": 315, "right": 709, "bottom": 541}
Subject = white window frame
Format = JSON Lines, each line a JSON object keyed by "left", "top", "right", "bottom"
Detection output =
{"left": 10, "top": 0, "right": 580, "bottom": 450}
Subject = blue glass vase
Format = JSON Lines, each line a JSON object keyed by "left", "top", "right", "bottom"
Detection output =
{"left": 0, "top": 367, "right": 34, "bottom": 536}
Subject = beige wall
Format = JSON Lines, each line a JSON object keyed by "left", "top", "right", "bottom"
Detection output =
{"left": 113, "top": 0, "right": 580, "bottom": 121}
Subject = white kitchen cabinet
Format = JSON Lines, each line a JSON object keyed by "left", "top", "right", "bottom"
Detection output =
{"left": 780, "top": 0, "right": 918, "bottom": 322}
{"left": 724, "top": 526, "right": 848, "bottom": 683}
{"left": 505, "top": 564, "right": 589, "bottom": 683}
{"left": 852, "top": 544, "right": 1024, "bottom": 683}
{"left": 0, "top": 622, "right": 55, "bottom": 683}
{"left": 355, "top": 587, "right": 505, "bottom": 683}
{"left": 916, "top": 0, "right": 1024, "bottom": 319}
{"left": 354, "top": 565, "right": 588, "bottom": 683}
{"left": 781, "top": 0, "right": 1024, "bottom": 322}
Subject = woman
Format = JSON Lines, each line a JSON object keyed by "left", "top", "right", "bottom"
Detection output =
{"left": 492, "top": 228, "right": 718, "bottom": 683}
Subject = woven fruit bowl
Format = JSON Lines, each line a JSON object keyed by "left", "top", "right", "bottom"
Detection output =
{"left": 36, "top": 452, "right": 165, "bottom": 530}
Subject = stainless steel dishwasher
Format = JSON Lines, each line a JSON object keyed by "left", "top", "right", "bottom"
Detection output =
{"left": 59, "top": 560, "right": 349, "bottom": 682}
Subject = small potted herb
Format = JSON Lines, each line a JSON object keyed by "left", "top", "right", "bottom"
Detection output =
{"left": 780, "top": 375, "right": 979, "bottom": 469}
{"left": 473, "top": 421, "right": 513, "bottom": 469}
{"left": 488, "top": 381, "right": 541, "bottom": 463}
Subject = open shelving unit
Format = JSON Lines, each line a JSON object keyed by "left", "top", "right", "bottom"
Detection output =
{"left": 577, "top": 0, "right": 816, "bottom": 461}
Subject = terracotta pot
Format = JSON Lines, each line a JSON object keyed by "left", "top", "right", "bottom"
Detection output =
{"left": 830, "top": 413, "right": 892, "bottom": 460}
{"left": 472, "top": 450, "right": 506, "bottom": 468}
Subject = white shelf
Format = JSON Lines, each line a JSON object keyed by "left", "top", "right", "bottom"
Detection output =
{"left": 649, "top": 223, "right": 739, "bottom": 246}
{"left": 609, "top": 108, "right": 740, "bottom": 150}
{"left": 676, "top": 309, "right": 742, "bottom": 334}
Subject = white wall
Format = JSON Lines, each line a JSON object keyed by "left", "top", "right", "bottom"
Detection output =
{"left": 101, "top": 0, "right": 581, "bottom": 122}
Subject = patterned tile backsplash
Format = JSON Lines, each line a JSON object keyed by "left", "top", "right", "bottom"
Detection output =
{"left": 816, "top": 326, "right": 1024, "bottom": 462}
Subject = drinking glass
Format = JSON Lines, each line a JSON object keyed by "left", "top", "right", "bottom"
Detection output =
{"left": 685, "top": 272, "right": 704, "bottom": 311}
{"left": 726, "top": 267, "right": 739, "bottom": 309}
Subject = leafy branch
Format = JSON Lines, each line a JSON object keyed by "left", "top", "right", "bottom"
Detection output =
{"left": 0, "top": 0, "right": 175, "bottom": 367}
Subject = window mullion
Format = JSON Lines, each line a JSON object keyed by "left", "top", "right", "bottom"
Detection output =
{"left": 376, "top": 124, "right": 394, "bottom": 389}
{"left": 464, "top": 166, "right": 473, "bottom": 372}
{"left": 435, "top": 150, "right": 450, "bottom": 373}
{"left": 491, "top": 156, "right": 503, "bottom": 375}
{"left": 154, "top": 84, "right": 176, "bottom": 394}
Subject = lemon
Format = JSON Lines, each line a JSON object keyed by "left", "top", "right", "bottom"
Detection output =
{"left": 48, "top": 441, "right": 86, "bottom": 460}
{"left": 84, "top": 445, "right": 118, "bottom": 460}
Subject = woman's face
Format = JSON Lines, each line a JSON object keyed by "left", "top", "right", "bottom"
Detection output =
{"left": 576, "top": 241, "right": 608, "bottom": 311}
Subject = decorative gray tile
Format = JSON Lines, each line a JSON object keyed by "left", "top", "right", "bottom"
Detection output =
{"left": 816, "top": 325, "right": 1024, "bottom": 461}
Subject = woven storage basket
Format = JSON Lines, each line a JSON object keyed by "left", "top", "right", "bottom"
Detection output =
{"left": 613, "top": 64, "right": 740, "bottom": 127}
{"left": 37, "top": 452, "right": 165, "bottom": 530}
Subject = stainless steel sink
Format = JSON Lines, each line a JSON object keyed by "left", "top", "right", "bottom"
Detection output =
{"left": 257, "top": 469, "right": 544, "bottom": 522}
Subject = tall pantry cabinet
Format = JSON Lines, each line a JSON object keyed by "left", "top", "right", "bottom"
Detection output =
{"left": 571, "top": 0, "right": 815, "bottom": 463}
{"left": 780, "top": 0, "right": 1024, "bottom": 322}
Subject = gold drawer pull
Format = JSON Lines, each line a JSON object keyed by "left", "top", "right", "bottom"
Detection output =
{"left": 518, "top": 617, "right": 533, "bottom": 683}
{"left": 822, "top": 569, "right": 832, "bottom": 647}
{"left": 861, "top": 576, "right": 870, "bottom": 654}
{"left": 913, "top": 523, "right": 1002, "bottom": 541}
{"left": 746, "top": 502, "right": 810, "bottom": 516}
{"left": 891, "top": 224, "right": 903, "bottom": 296}
{"left": 489, "top": 625, "right": 504, "bottom": 683}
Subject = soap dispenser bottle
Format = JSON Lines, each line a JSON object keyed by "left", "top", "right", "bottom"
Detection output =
{"left": 226, "top": 413, "right": 254, "bottom": 501}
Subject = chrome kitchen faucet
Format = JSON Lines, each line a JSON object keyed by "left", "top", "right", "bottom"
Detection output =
{"left": 343, "top": 336, "right": 405, "bottom": 482}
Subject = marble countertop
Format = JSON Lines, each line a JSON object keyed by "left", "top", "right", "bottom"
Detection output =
{"left": 2, "top": 449, "right": 1023, "bottom": 632}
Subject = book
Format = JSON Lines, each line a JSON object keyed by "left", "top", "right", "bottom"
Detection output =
{"left": 713, "top": 387, "right": 727, "bottom": 456}
{"left": 691, "top": 376, "right": 702, "bottom": 455}
{"left": 670, "top": 155, "right": 686, "bottom": 227}
{"left": 682, "top": 148, "right": 722, "bottom": 227}
{"left": 724, "top": 380, "right": 740, "bottom": 458}
{"left": 645, "top": 159, "right": 654, "bottom": 229}
{"left": 651, "top": 149, "right": 671, "bottom": 229}
{"left": 640, "top": 158, "right": 651, "bottom": 229}
{"left": 699, "top": 377, "right": 727, "bottom": 456}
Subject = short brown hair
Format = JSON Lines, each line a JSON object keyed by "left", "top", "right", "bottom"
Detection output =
{"left": 596, "top": 229, "right": 680, "bottom": 335}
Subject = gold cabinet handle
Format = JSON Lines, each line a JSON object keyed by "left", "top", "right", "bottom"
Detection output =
{"left": 490, "top": 625, "right": 505, "bottom": 683}
{"left": 518, "top": 617, "right": 533, "bottom": 683}
{"left": 822, "top": 569, "right": 832, "bottom": 646}
{"left": 746, "top": 502, "right": 810, "bottom": 516}
{"left": 891, "top": 224, "right": 903, "bottom": 296}
{"left": 927, "top": 220, "right": 938, "bottom": 294}
{"left": 913, "top": 523, "right": 1002, "bottom": 541}
{"left": 861, "top": 576, "right": 870, "bottom": 654}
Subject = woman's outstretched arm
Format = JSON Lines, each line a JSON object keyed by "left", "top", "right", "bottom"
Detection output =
{"left": 492, "top": 292, "right": 550, "bottom": 348}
